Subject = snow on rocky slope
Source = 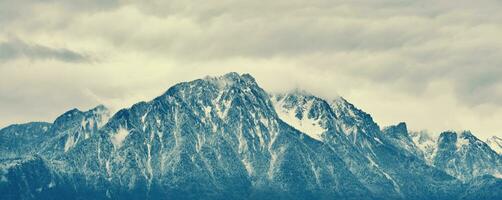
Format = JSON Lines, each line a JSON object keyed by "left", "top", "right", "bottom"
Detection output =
{"left": 0, "top": 72, "right": 500, "bottom": 200}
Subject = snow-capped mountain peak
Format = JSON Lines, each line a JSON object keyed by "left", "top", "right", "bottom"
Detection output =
{"left": 330, "top": 97, "right": 380, "bottom": 138}
{"left": 1, "top": 72, "right": 500, "bottom": 200}
{"left": 433, "top": 131, "right": 502, "bottom": 181}
{"left": 271, "top": 93, "right": 329, "bottom": 141}
{"left": 382, "top": 122, "right": 424, "bottom": 158}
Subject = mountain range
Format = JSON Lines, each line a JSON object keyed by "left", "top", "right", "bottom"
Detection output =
{"left": 1, "top": 72, "right": 500, "bottom": 200}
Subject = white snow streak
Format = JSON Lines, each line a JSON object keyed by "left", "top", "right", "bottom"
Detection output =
{"left": 141, "top": 111, "right": 149, "bottom": 131}
{"left": 242, "top": 159, "right": 253, "bottom": 176}
{"left": 367, "top": 156, "right": 402, "bottom": 195}
{"left": 374, "top": 137, "right": 383, "bottom": 144}
{"left": 64, "top": 135, "right": 75, "bottom": 152}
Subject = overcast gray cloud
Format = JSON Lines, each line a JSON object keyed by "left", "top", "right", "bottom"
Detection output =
{"left": 0, "top": 38, "right": 90, "bottom": 62}
{"left": 0, "top": 0, "right": 501, "bottom": 139}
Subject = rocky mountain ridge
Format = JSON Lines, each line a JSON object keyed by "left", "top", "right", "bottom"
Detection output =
{"left": 0, "top": 72, "right": 500, "bottom": 200}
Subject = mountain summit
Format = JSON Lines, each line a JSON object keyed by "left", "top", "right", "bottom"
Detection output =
{"left": 1, "top": 73, "right": 500, "bottom": 200}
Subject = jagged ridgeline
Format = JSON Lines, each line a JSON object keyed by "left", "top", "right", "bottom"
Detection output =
{"left": 0, "top": 72, "right": 500, "bottom": 200}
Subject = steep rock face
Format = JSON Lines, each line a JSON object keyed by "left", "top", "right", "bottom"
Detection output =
{"left": 382, "top": 123, "right": 424, "bottom": 160}
{"left": 327, "top": 97, "right": 460, "bottom": 200}
{"left": 330, "top": 97, "right": 382, "bottom": 144}
{"left": 53, "top": 73, "right": 371, "bottom": 199}
{"left": 272, "top": 92, "right": 461, "bottom": 200}
{"left": 272, "top": 93, "right": 401, "bottom": 199}
{"left": 486, "top": 136, "right": 502, "bottom": 155}
{"left": 0, "top": 122, "right": 52, "bottom": 158}
{"left": 409, "top": 130, "right": 502, "bottom": 182}
{"left": 40, "top": 105, "right": 111, "bottom": 158}
{"left": 433, "top": 131, "right": 502, "bottom": 181}
{"left": 0, "top": 106, "right": 110, "bottom": 160}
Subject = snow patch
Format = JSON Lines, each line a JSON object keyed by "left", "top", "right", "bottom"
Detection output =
{"left": 242, "top": 159, "right": 253, "bottom": 175}
{"left": 88, "top": 119, "right": 95, "bottom": 129}
{"left": 272, "top": 98, "right": 326, "bottom": 141}
{"left": 141, "top": 112, "right": 148, "bottom": 124}
{"left": 486, "top": 136, "right": 502, "bottom": 154}
{"left": 196, "top": 134, "right": 204, "bottom": 153}
{"left": 48, "top": 181, "right": 55, "bottom": 188}
{"left": 105, "top": 160, "right": 112, "bottom": 179}
{"left": 111, "top": 127, "right": 129, "bottom": 148}
{"left": 374, "top": 137, "right": 383, "bottom": 144}
{"left": 64, "top": 135, "right": 75, "bottom": 152}
{"left": 146, "top": 132, "right": 153, "bottom": 181}
{"left": 81, "top": 119, "right": 87, "bottom": 128}
{"left": 141, "top": 111, "right": 149, "bottom": 131}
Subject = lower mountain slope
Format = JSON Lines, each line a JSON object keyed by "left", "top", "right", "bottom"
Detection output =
{"left": 0, "top": 122, "right": 52, "bottom": 158}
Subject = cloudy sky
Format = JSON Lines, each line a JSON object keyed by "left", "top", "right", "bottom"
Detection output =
{"left": 1, "top": 0, "right": 501, "bottom": 140}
